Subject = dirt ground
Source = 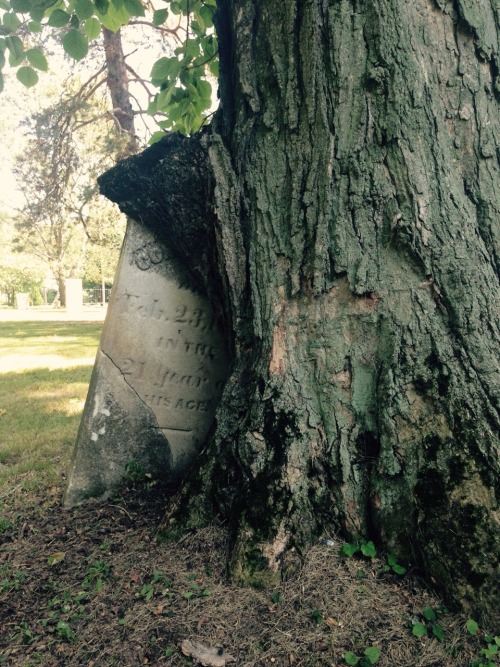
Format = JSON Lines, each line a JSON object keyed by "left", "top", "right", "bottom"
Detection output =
{"left": 0, "top": 477, "right": 493, "bottom": 667}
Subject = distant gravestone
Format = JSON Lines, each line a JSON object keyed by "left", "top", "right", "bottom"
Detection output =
{"left": 64, "top": 218, "right": 229, "bottom": 507}
{"left": 65, "top": 278, "right": 83, "bottom": 317}
{"left": 15, "top": 292, "right": 30, "bottom": 309}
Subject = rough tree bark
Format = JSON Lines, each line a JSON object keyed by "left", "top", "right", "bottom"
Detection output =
{"left": 99, "top": 0, "right": 499, "bottom": 623}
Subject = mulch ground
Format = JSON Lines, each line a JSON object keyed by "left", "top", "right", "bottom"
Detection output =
{"left": 0, "top": 479, "right": 492, "bottom": 666}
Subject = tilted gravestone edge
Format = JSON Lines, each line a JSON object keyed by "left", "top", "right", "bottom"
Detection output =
{"left": 64, "top": 135, "right": 229, "bottom": 507}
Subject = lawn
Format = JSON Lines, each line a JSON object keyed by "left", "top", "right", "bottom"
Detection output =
{"left": 0, "top": 321, "right": 102, "bottom": 493}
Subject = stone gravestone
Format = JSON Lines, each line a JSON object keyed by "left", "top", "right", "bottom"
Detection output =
{"left": 64, "top": 218, "right": 229, "bottom": 507}
{"left": 65, "top": 278, "right": 83, "bottom": 317}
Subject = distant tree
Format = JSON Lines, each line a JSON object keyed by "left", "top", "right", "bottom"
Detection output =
{"left": 0, "top": 263, "right": 43, "bottom": 306}
{"left": 12, "top": 91, "right": 126, "bottom": 305}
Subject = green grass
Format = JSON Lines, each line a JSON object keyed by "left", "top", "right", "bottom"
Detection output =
{"left": 0, "top": 321, "right": 102, "bottom": 361}
{"left": 0, "top": 321, "right": 102, "bottom": 494}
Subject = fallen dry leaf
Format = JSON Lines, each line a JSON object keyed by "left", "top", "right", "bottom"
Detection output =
{"left": 197, "top": 615, "right": 209, "bottom": 631}
{"left": 47, "top": 551, "right": 65, "bottom": 565}
{"left": 181, "top": 640, "right": 236, "bottom": 667}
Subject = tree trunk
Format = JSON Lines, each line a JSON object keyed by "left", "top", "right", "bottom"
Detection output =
{"left": 99, "top": 0, "right": 499, "bottom": 623}
{"left": 57, "top": 274, "right": 66, "bottom": 308}
{"left": 102, "top": 27, "right": 138, "bottom": 157}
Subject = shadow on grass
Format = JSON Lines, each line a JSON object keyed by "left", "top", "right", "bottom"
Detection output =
{"left": 0, "top": 320, "right": 103, "bottom": 340}
{"left": 0, "top": 321, "right": 102, "bottom": 364}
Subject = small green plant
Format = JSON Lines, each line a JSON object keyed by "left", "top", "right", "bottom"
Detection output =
{"left": 124, "top": 460, "right": 148, "bottom": 484}
{"left": 164, "top": 647, "right": 175, "bottom": 658}
{"left": 344, "top": 646, "right": 381, "bottom": 666}
{"left": 0, "top": 518, "right": 13, "bottom": 533}
{"left": 55, "top": 620, "right": 77, "bottom": 643}
{"left": 341, "top": 540, "right": 376, "bottom": 559}
{"left": 82, "top": 559, "right": 111, "bottom": 592}
{"left": 378, "top": 553, "right": 407, "bottom": 576}
{"left": 137, "top": 571, "right": 172, "bottom": 601}
{"left": 182, "top": 581, "right": 211, "bottom": 600}
{"left": 11, "top": 621, "right": 36, "bottom": 645}
{"left": 310, "top": 609, "right": 323, "bottom": 624}
{"left": 0, "top": 565, "right": 26, "bottom": 592}
{"left": 411, "top": 606, "right": 445, "bottom": 642}
{"left": 467, "top": 619, "right": 500, "bottom": 667}
{"left": 271, "top": 590, "right": 284, "bottom": 604}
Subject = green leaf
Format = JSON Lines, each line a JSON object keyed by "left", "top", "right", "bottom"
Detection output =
{"left": 412, "top": 622, "right": 427, "bottom": 638}
{"left": 95, "top": 0, "right": 109, "bottom": 13}
{"left": 341, "top": 543, "right": 359, "bottom": 557}
{"left": 123, "top": 0, "right": 144, "bottom": 16}
{"left": 0, "top": 0, "right": 10, "bottom": 10}
{"left": 0, "top": 72, "right": 4, "bottom": 94}
{"left": 169, "top": 1, "right": 181, "bottom": 14}
{"left": 364, "top": 647, "right": 381, "bottom": 664}
{"left": 6, "top": 35, "right": 24, "bottom": 63}
{"left": 26, "top": 47, "right": 48, "bottom": 71}
{"left": 70, "top": 13, "right": 80, "bottom": 28}
{"left": 360, "top": 541, "right": 376, "bottom": 558}
{"left": 28, "top": 20, "right": 42, "bottom": 32}
{"left": 83, "top": 17, "right": 100, "bottom": 39}
{"left": 392, "top": 563, "right": 407, "bottom": 575}
{"left": 467, "top": 620, "right": 479, "bottom": 635}
{"left": 148, "top": 130, "right": 166, "bottom": 145}
{"left": 96, "top": 2, "right": 130, "bottom": 31}
{"left": 199, "top": 5, "right": 214, "bottom": 28}
{"left": 11, "top": 0, "right": 31, "bottom": 12}
{"left": 209, "top": 59, "right": 219, "bottom": 77}
{"left": 150, "top": 56, "right": 180, "bottom": 83}
{"left": 75, "top": 0, "right": 94, "bottom": 20}
{"left": 0, "top": 49, "right": 4, "bottom": 68}
{"left": 185, "top": 38, "right": 200, "bottom": 59}
{"left": 201, "top": 34, "right": 217, "bottom": 58}
{"left": 3, "top": 12, "right": 22, "bottom": 31}
{"left": 432, "top": 624, "right": 444, "bottom": 642}
{"left": 30, "top": 6, "right": 45, "bottom": 21}
{"left": 62, "top": 29, "right": 89, "bottom": 60}
{"left": 423, "top": 607, "right": 437, "bottom": 622}
{"left": 196, "top": 78, "right": 212, "bottom": 101}
{"left": 152, "top": 8, "right": 168, "bottom": 26}
{"left": 310, "top": 609, "right": 323, "bottom": 624}
{"left": 48, "top": 9, "right": 71, "bottom": 27}
{"left": 344, "top": 652, "right": 359, "bottom": 666}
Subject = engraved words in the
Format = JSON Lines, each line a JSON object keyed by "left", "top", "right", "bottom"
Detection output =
{"left": 114, "top": 290, "right": 226, "bottom": 428}
{"left": 117, "top": 291, "right": 216, "bottom": 335}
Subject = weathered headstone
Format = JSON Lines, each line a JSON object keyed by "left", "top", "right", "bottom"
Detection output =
{"left": 15, "top": 292, "right": 30, "bottom": 309}
{"left": 65, "top": 278, "right": 83, "bottom": 317}
{"left": 64, "top": 218, "right": 229, "bottom": 507}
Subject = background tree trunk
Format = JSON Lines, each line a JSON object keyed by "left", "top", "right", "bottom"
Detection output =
{"left": 102, "top": 28, "right": 138, "bottom": 157}
{"left": 100, "top": 0, "right": 499, "bottom": 623}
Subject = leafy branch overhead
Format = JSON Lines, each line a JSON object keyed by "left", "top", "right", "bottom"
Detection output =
{"left": 0, "top": 0, "right": 218, "bottom": 135}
